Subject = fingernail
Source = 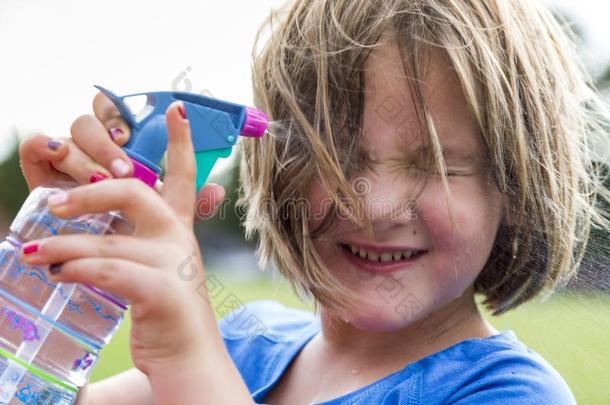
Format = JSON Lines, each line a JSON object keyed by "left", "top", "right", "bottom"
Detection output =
{"left": 49, "top": 263, "right": 62, "bottom": 275}
{"left": 47, "top": 139, "right": 63, "bottom": 151}
{"left": 109, "top": 128, "right": 123, "bottom": 141}
{"left": 89, "top": 172, "right": 108, "bottom": 184}
{"left": 110, "top": 158, "right": 130, "bottom": 177}
{"left": 22, "top": 243, "right": 39, "bottom": 255}
{"left": 178, "top": 104, "right": 187, "bottom": 119}
{"left": 48, "top": 191, "right": 69, "bottom": 206}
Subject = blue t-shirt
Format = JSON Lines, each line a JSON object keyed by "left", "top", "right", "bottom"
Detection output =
{"left": 218, "top": 300, "right": 576, "bottom": 404}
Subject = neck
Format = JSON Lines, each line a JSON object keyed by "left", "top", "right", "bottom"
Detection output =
{"left": 316, "top": 287, "right": 497, "bottom": 362}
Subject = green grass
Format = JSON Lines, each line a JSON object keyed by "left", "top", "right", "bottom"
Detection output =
{"left": 91, "top": 278, "right": 610, "bottom": 404}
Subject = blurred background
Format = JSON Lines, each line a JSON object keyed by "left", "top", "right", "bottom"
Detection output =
{"left": 0, "top": 0, "right": 608, "bottom": 403}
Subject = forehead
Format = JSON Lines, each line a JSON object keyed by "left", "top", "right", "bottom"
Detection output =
{"left": 361, "top": 34, "right": 483, "bottom": 157}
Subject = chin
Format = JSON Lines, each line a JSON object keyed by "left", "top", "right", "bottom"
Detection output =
{"left": 348, "top": 316, "right": 410, "bottom": 333}
{"left": 341, "top": 295, "right": 425, "bottom": 333}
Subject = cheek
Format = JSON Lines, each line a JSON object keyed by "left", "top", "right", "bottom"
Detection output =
{"left": 306, "top": 180, "right": 344, "bottom": 268}
{"left": 418, "top": 182, "right": 503, "bottom": 296}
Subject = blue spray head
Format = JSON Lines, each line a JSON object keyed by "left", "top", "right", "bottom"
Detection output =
{"left": 94, "top": 85, "right": 268, "bottom": 191}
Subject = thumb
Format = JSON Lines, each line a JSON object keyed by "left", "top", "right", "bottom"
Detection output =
{"left": 160, "top": 101, "right": 197, "bottom": 223}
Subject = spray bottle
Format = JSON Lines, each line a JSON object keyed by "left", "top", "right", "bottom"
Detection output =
{"left": 0, "top": 86, "right": 268, "bottom": 404}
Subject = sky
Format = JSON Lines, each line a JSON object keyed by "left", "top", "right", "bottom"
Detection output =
{"left": 0, "top": 0, "right": 609, "bottom": 172}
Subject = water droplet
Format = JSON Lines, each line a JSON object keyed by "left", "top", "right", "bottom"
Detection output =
{"left": 350, "top": 367, "right": 361, "bottom": 375}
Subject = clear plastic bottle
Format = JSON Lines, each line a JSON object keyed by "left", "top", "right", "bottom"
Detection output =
{"left": 0, "top": 180, "right": 132, "bottom": 400}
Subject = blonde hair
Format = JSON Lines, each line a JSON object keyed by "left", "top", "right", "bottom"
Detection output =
{"left": 238, "top": 0, "right": 610, "bottom": 315}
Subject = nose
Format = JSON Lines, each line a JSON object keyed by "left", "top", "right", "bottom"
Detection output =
{"left": 354, "top": 171, "right": 421, "bottom": 229}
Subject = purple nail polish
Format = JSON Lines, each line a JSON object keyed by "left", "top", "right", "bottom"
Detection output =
{"left": 109, "top": 128, "right": 123, "bottom": 141}
{"left": 49, "top": 263, "right": 62, "bottom": 275}
{"left": 48, "top": 139, "right": 62, "bottom": 151}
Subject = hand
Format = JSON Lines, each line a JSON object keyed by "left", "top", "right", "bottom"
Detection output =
{"left": 19, "top": 92, "right": 134, "bottom": 189}
{"left": 18, "top": 102, "right": 225, "bottom": 374}
{"left": 18, "top": 91, "right": 221, "bottom": 217}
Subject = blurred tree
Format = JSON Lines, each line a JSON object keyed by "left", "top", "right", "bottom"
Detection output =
{"left": 0, "top": 132, "right": 29, "bottom": 219}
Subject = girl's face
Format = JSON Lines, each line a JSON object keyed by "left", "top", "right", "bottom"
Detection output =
{"left": 307, "top": 38, "right": 505, "bottom": 332}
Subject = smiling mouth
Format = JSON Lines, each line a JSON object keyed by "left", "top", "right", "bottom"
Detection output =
{"left": 339, "top": 243, "right": 426, "bottom": 263}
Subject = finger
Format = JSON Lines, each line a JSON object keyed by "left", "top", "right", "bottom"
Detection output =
{"left": 160, "top": 102, "right": 197, "bottom": 223}
{"left": 50, "top": 138, "right": 113, "bottom": 184}
{"left": 70, "top": 114, "right": 133, "bottom": 178}
{"left": 44, "top": 178, "right": 173, "bottom": 235}
{"left": 19, "top": 134, "right": 70, "bottom": 191}
{"left": 46, "top": 257, "right": 158, "bottom": 304}
{"left": 154, "top": 179, "right": 163, "bottom": 194}
{"left": 194, "top": 183, "right": 225, "bottom": 220}
{"left": 19, "top": 234, "right": 165, "bottom": 268}
{"left": 92, "top": 92, "right": 131, "bottom": 146}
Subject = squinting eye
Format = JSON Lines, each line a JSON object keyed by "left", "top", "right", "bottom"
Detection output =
{"left": 434, "top": 171, "right": 460, "bottom": 177}
{"left": 440, "top": 169, "right": 467, "bottom": 177}
{"left": 407, "top": 166, "right": 461, "bottom": 177}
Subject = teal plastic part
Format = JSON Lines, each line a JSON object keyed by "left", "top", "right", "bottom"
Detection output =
{"left": 195, "top": 148, "right": 233, "bottom": 191}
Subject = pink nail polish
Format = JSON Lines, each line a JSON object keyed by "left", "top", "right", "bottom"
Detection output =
{"left": 22, "top": 243, "right": 39, "bottom": 255}
{"left": 90, "top": 172, "right": 108, "bottom": 183}
{"left": 178, "top": 104, "right": 187, "bottom": 119}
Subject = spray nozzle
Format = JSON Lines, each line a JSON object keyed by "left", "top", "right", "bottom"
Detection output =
{"left": 94, "top": 85, "right": 268, "bottom": 192}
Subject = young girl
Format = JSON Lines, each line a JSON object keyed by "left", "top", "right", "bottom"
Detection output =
{"left": 17, "top": 0, "right": 609, "bottom": 404}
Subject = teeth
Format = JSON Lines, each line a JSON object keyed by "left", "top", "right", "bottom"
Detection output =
{"left": 380, "top": 253, "right": 393, "bottom": 262}
{"left": 346, "top": 244, "right": 419, "bottom": 263}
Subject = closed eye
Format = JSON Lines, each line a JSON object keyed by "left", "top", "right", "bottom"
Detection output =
{"left": 405, "top": 165, "right": 465, "bottom": 177}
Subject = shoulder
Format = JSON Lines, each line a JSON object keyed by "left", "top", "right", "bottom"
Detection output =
{"left": 417, "top": 331, "right": 576, "bottom": 404}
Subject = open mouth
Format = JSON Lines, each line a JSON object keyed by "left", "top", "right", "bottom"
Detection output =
{"left": 338, "top": 242, "right": 427, "bottom": 273}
